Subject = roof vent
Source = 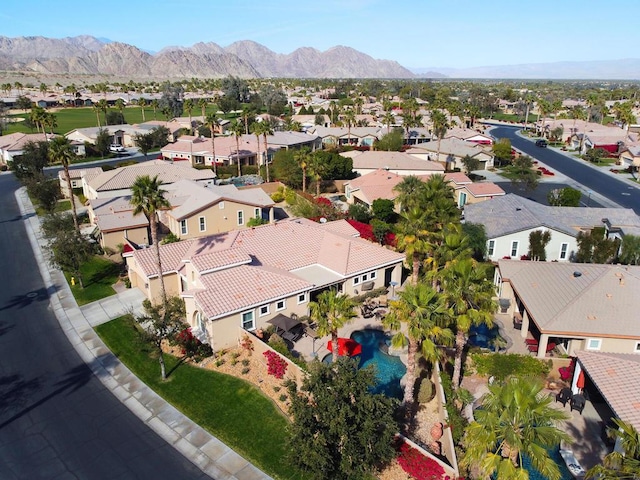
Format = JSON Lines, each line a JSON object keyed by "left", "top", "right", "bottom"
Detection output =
{"left": 606, "top": 293, "right": 612, "bottom": 299}
{"left": 573, "top": 271, "right": 582, "bottom": 277}
{"left": 516, "top": 207, "right": 522, "bottom": 211}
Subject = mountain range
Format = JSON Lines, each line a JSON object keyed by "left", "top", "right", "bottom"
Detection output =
{"left": 1, "top": 35, "right": 638, "bottom": 80}
{"left": 0, "top": 35, "right": 414, "bottom": 79}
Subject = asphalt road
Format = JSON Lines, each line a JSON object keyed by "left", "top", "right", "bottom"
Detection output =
{"left": 491, "top": 126, "right": 640, "bottom": 215}
{"left": 0, "top": 174, "right": 209, "bottom": 479}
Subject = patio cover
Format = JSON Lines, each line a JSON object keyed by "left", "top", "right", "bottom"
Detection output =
{"left": 327, "top": 338, "right": 362, "bottom": 357}
{"left": 267, "top": 313, "right": 301, "bottom": 332}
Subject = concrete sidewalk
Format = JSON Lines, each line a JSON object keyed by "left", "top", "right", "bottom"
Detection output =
{"left": 16, "top": 187, "right": 272, "bottom": 480}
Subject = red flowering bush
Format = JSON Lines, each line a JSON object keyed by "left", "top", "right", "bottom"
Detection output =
{"left": 263, "top": 350, "right": 288, "bottom": 379}
{"left": 346, "top": 219, "right": 376, "bottom": 243}
{"left": 397, "top": 441, "right": 445, "bottom": 480}
{"left": 173, "top": 328, "right": 212, "bottom": 361}
{"left": 316, "top": 196, "right": 332, "bottom": 206}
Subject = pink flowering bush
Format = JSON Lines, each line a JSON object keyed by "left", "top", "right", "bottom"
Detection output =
{"left": 263, "top": 350, "right": 288, "bottom": 379}
{"left": 397, "top": 441, "right": 445, "bottom": 480}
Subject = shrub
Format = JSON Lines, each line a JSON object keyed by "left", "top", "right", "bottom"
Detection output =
{"left": 171, "top": 328, "right": 212, "bottom": 361}
{"left": 273, "top": 386, "right": 281, "bottom": 392}
{"left": 418, "top": 378, "right": 434, "bottom": 404}
{"left": 215, "top": 358, "right": 225, "bottom": 367}
{"left": 278, "top": 394, "right": 287, "bottom": 402}
{"left": 396, "top": 441, "right": 445, "bottom": 479}
{"left": 263, "top": 350, "right": 288, "bottom": 379}
{"left": 241, "top": 359, "right": 250, "bottom": 367}
{"left": 470, "top": 352, "right": 551, "bottom": 380}
{"left": 270, "top": 191, "right": 285, "bottom": 203}
{"left": 241, "top": 367, "right": 250, "bottom": 374}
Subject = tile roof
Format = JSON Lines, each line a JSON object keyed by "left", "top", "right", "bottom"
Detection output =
{"left": 164, "top": 179, "right": 273, "bottom": 221}
{"left": 498, "top": 260, "right": 640, "bottom": 338}
{"left": 465, "top": 194, "right": 640, "bottom": 238}
{"left": 88, "top": 160, "right": 215, "bottom": 193}
{"left": 345, "top": 169, "right": 404, "bottom": 203}
{"left": 407, "top": 137, "right": 492, "bottom": 157}
{"left": 465, "top": 182, "right": 506, "bottom": 197}
{"left": 59, "top": 166, "right": 103, "bottom": 182}
{"left": 0, "top": 132, "right": 52, "bottom": 151}
{"left": 351, "top": 151, "right": 445, "bottom": 172}
{"left": 577, "top": 351, "right": 640, "bottom": 432}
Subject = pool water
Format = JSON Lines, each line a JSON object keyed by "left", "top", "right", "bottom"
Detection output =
{"left": 523, "top": 448, "right": 574, "bottom": 480}
{"left": 323, "top": 329, "right": 406, "bottom": 399}
{"left": 468, "top": 323, "right": 502, "bottom": 349}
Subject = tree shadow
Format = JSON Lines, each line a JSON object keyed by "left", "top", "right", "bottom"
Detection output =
{"left": 0, "top": 320, "right": 15, "bottom": 336}
{"left": 0, "top": 356, "right": 106, "bottom": 430}
{"left": 0, "top": 285, "right": 60, "bottom": 311}
{"left": 83, "top": 261, "right": 122, "bottom": 287}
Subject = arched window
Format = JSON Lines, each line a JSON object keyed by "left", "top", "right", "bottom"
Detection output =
{"left": 195, "top": 311, "right": 204, "bottom": 332}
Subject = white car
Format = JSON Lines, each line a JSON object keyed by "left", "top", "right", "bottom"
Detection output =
{"left": 109, "top": 144, "right": 126, "bottom": 153}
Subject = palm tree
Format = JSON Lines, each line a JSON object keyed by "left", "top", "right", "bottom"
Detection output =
{"left": 255, "top": 121, "right": 273, "bottom": 182}
{"left": 537, "top": 98, "right": 551, "bottom": 137}
{"left": 382, "top": 111, "right": 395, "bottom": 134}
{"left": 309, "top": 290, "right": 356, "bottom": 363}
{"left": 393, "top": 175, "right": 424, "bottom": 212}
{"left": 96, "top": 99, "right": 109, "bottom": 126}
{"left": 184, "top": 99, "right": 194, "bottom": 133}
{"left": 43, "top": 112, "right": 57, "bottom": 135}
{"left": 204, "top": 113, "right": 218, "bottom": 177}
{"left": 586, "top": 418, "right": 640, "bottom": 479}
{"left": 396, "top": 207, "right": 431, "bottom": 285}
{"left": 115, "top": 98, "right": 125, "bottom": 122}
{"left": 293, "top": 147, "right": 310, "bottom": 193}
{"left": 425, "top": 223, "right": 472, "bottom": 289}
{"left": 49, "top": 137, "right": 79, "bottom": 232}
{"left": 137, "top": 97, "right": 147, "bottom": 122}
{"left": 430, "top": 110, "right": 449, "bottom": 164}
{"left": 307, "top": 152, "right": 325, "bottom": 196}
{"left": 151, "top": 99, "right": 159, "bottom": 120}
{"left": 439, "top": 257, "right": 497, "bottom": 388}
{"left": 382, "top": 282, "right": 453, "bottom": 410}
{"left": 93, "top": 104, "right": 102, "bottom": 127}
{"left": 230, "top": 120, "right": 244, "bottom": 177}
{"left": 461, "top": 376, "right": 570, "bottom": 480}
{"left": 131, "top": 175, "right": 171, "bottom": 306}
{"left": 342, "top": 109, "right": 356, "bottom": 146}
{"left": 198, "top": 98, "right": 208, "bottom": 120}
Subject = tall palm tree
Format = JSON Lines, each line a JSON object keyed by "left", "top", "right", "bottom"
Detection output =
{"left": 425, "top": 223, "right": 472, "bottom": 289}
{"left": 131, "top": 175, "right": 171, "bottom": 306}
{"left": 184, "top": 99, "right": 194, "bottom": 133}
{"left": 342, "top": 109, "right": 356, "bottom": 146}
{"left": 204, "top": 113, "right": 218, "bottom": 177}
{"left": 309, "top": 290, "right": 356, "bottom": 363}
{"left": 93, "top": 104, "right": 102, "bottom": 127}
{"left": 115, "top": 98, "right": 125, "bottom": 122}
{"left": 137, "top": 97, "right": 147, "bottom": 122}
{"left": 96, "top": 99, "right": 109, "bottom": 126}
{"left": 430, "top": 110, "right": 449, "bottom": 164}
{"left": 151, "top": 99, "right": 159, "bottom": 120}
{"left": 230, "top": 120, "right": 244, "bottom": 177}
{"left": 293, "top": 147, "right": 310, "bottom": 193}
{"left": 198, "top": 98, "right": 208, "bottom": 120}
{"left": 382, "top": 111, "right": 395, "bottom": 134}
{"left": 382, "top": 282, "right": 453, "bottom": 409}
{"left": 439, "top": 257, "right": 497, "bottom": 388}
{"left": 395, "top": 207, "right": 431, "bottom": 285}
{"left": 43, "top": 112, "right": 57, "bottom": 135}
{"left": 586, "top": 418, "right": 640, "bottom": 479}
{"left": 49, "top": 137, "right": 79, "bottom": 232}
{"left": 393, "top": 175, "right": 424, "bottom": 212}
{"left": 255, "top": 121, "right": 273, "bottom": 182}
{"left": 461, "top": 376, "right": 570, "bottom": 480}
{"left": 306, "top": 152, "right": 325, "bottom": 196}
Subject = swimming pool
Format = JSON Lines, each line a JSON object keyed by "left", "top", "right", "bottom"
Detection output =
{"left": 468, "top": 323, "right": 502, "bottom": 350}
{"left": 522, "top": 448, "right": 574, "bottom": 480}
{"left": 323, "top": 329, "right": 406, "bottom": 399}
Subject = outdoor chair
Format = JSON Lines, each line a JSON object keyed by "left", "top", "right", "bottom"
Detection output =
{"left": 546, "top": 342, "right": 557, "bottom": 353}
{"left": 525, "top": 338, "right": 539, "bottom": 345}
{"left": 556, "top": 387, "right": 572, "bottom": 407}
{"left": 527, "top": 344, "right": 538, "bottom": 353}
{"left": 570, "top": 394, "right": 586, "bottom": 414}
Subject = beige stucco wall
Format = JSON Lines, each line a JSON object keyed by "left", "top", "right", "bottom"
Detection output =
{"left": 127, "top": 255, "right": 180, "bottom": 303}
{"left": 167, "top": 201, "right": 272, "bottom": 239}
{"left": 100, "top": 227, "right": 148, "bottom": 251}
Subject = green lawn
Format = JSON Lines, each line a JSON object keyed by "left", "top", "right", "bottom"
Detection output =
{"left": 96, "top": 316, "right": 306, "bottom": 480}
{"left": 491, "top": 112, "right": 539, "bottom": 123}
{"left": 34, "top": 199, "right": 71, "bottom": 216}
{"left": 65, "top": 255, "right": 121, "bottom": 305}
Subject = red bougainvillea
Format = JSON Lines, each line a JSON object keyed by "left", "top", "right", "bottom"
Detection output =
{"left": 346, "top": 219, "right": 376, "bottom": 242}
{"left": 397, "top": 441, "right": 446, "bottom": 480}
{"left": 263, "top": 350, "right": 288, "bottom": 379}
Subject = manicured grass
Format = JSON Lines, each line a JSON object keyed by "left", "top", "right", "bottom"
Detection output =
{"left": 96, "top": 316, "right": 306, "bottom": 480}
{"left": 64, "top": 256, "right": 121, "bottom": 305}
{"left": 35, "top": 199, "right": 71, "bottom": 216}
{"left": 491, "top": 112, "right": 539, "bottom": 123}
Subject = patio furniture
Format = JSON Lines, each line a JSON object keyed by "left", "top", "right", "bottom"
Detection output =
{"left": 556, "top": 387, "right": 572, "bottom": 407}
{"left": 282, "top": 330, "right": 301, "bottom": 342}
{"left": 525, "top": 338, "right": 539, "bottom": 345}
{"left": 303, "top": 325, "right": 318, "bottom": 339}
{"left": 559, "top": 442, "right": 586, "bottom": 479}
{"left": 513, "top": 311, "right": 523, "bottom": 330}
{"left": 570, "top": 394, "right": 586, "bottom": 414}
{"left": 546, "top": 342, "right": 557, "bottom": 353}
{"left": 527, "top": 344, "right": 538, "bottom": 352}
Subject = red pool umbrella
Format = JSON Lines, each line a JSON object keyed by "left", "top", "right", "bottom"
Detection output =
{"left": 327, "top": 338, "right": 362, "bottom": 357}
{"left": 576, "top": 370, "right": 585, "bottom": 389}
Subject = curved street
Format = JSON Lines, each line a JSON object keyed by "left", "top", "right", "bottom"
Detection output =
{"left": 0, "top": 173, "right": 209, "bottom": 480}
{"left": 491, "top": 125, "right": 640, "bottom": 214}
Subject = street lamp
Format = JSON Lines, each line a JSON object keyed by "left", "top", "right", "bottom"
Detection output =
{"left": 389, "top": 281, "right": 398, "bottom": 301}
{"left": 586, "top": 190, "right": 593, "bottom": 207}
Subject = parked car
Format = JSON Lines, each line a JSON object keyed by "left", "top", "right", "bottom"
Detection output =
{"left": 109, "top": 144, "right": 125, "bottom": 153}
{"left": 535, "top": 139, "right": 548, "bottom": 148}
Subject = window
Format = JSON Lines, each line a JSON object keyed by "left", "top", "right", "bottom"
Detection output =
{"left": 199, "top": 216, "right": 206, "bottom": 232}
{"left": 195, "top": 311, "right": 203, "bottom": 331}
{"left": 219, "top": 201, "right": 225, "bottom": 210}
{"left": 254, "top": 208, "right": 261, "bottom": 219}
{"left": 353, "top": 276, "right": 360, "bottom": 286}
{"left": 635, "top": 342, "right": 640, "bottom": 354}
{"left": 362, "top": 273, "right": 368, "bottom": 282}
{"left": 259, "top": 305, "right": 270, "bottom": 317}
{"left": 237, "top": 210, "right": 244, "bottom": 226}
{"left": 488, "top": 240, "right": 495, "bottom": 256}
{"left": 458, "top": 191, "right": 467, "bottom": 207}
{"left": 510, "top": 241, "right": 519, "bottom": 257}
{"left": 298, "top": 293, "right": 307, "bottom": 304}
{"left": 241, "top": 311, "right": 255, "bottom": 330}
{"left": 559, "top": 243, "right": 568, "bottom": 260}
{"left": 180, "top": 219, "right": 188, "bottom": 235}
{"left": 276, "top": 299, "right": 286, "bottom": 311}
{"left": 370, "top": 271, "right": 377, "bottom": 280}
{"left": 586, "top": 338, "right": 602, "bottom": 351}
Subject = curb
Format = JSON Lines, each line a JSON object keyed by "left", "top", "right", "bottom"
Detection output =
{"left": 16, "top": 186, "right": 273, "bottom": 480}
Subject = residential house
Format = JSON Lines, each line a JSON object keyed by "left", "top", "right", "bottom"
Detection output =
{"left": 406, "top": 137, "right": 494, "bottom": 170}
{"left": 88, "top": 178, "right": 275, "bottom": 251}
{"left": 346, "top": 150, "right": 445, "bottom": 177}
{"left": 464, "top": 194, "right": 640, "bottom": 262}
{"left": 344, "top": 169, "right": 504, "bottom": 209}
{"left": 0, "top": 132, "right": 53, "bottom": 163}
{"left": 58, "top": 166, "right": 103, "bottom": 197}
{"left": 495, "top": 259, "right": 640, "bottom": 359}
{"left": 308, "top": 126, "right": 381, "bottom": 148}
{"left": 125, "top": 218, "right": 404, "bottom": 350}
{"left": 291, "top": 114, "right": 330, "bottom": 130}
{"left": 444, "top": 127, "right": 493, "bottom": 145}
{"left": 65, "top": 121, "right": 182, "bottom": 148}
{"left": 618, "top": 145, "right": 640, "bottom": 169}
{"left": 80, "top": 160, "right": 216, "bottom": 200}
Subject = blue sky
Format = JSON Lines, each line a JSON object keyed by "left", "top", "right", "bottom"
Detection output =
{"left": 2, "top": 0, "right": 639, "bottom": 69}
